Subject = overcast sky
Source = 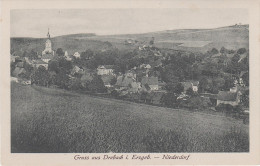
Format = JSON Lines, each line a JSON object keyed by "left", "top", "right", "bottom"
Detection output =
{"left": 11, "top": 9, "right": 248, "bottom": 38}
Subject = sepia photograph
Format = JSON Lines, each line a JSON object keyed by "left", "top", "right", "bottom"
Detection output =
{"left": 10, "top": 8, "right": 250, "bottom": 153}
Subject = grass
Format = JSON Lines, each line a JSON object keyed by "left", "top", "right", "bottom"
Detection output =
{"left": 11, "top": 82, "right": 249, "bottom": 153}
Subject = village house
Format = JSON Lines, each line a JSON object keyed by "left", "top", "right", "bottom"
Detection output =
{"left": 33, "top": 59, "right": 48, "bottom": 69}
{"left": 64, "top": 51, "right": 73, "bottom": 61}
{"left": 191, "top": 81, "right": 199, "bottom": 92}
{"left": 12, "top": 67, "right": 26, "bottom": 78}
{"left": 73, "top": 52, "right": 81, "bottom": 59}
{"left": 140, "top": 64, "right": 151, "bottom": 69}
{"left": 116, "top": 75, "right": 135, "bottom": 89}
{"left": 97, "top": 65, "right": 114, "bottom": 75}
{"left": 128, "top": 82, "right": 142, "bottom": 93}
{"left": 216, "top": 91, "right": 242, "bottom": 106}
{"left": 24, "top": 57, "right": 33, "bottom": 65}
{"left": 11, "top": 77, "right": 19, "bottom": 83}
{"left": 21, "top": 79, "right": 31, "bottom": 85}
{"left": 141, "top": 76, "right": 159, "bottom": 91}
{"left": 11, "top": 55, "right": 19, "bottom": 63}
{"left": 181, "top": 81, "right": 199, "bottom": 93}
{"left": 101, "top": 75, "right": 115, "bottom": 88}
{"left": 125, "top": 70, "right": 137, "bottom": 80}
{"left": 71, "top": 66, "right": 84, "bottom": 75}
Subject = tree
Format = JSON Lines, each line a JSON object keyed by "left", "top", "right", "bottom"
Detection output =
{"left": 48, "top": 60, "right": 59, "bottom": 73}
{"left": 57, "top": 57, "right": 72, "bottom": 74}
{"left": 237, "top": 48, "right": 246, "bottom": 55}
{"left": 174, "top": 83, "right": 184, "bottom": 95}
{"left": 10, "top": 62, "right": 16, "bottom": 76}
{"left": 241, "top": 72, "right": 249, "bottom": 86}
{"left": 81, "top": 49, "right": 94, "bottom": 60}
{"left": 31, "top": 66, "right": 50, "bottom": 87}
{"left": 220, "top": 47, "right": 227, "bottom": 55}
{"left": 241, "top": 90, "right": 249, "bottom": 107}
{"left": 215, "top": 103, "right": 234, "bottom": 113}
{"left": 20, "top": 62, "right": 34, "bottom": 80}
{"left": 165, "top": 83, "right": 184, "bottom": 94}
{"left": 212, "top": 77, "right": 225, "bottom": 92}
{"left": 201, "top": 62, "right": 219, "bottom": 77}
{"left": 186, "top": 88, "right": 194, "bottom": 96}
{"left": 162, "top": 64, "right": 185, "bottom": 83}
{"left": 184, "top": 96, "right": 210, "bottom": 109}
{"left": 22, "top": 50, "right": 28, "bottom": 58}
{"left": 222, "top": 76, "right": 234, "bottom": 91}
{"left": 149, "top": 37, "right": 155, "bottom": 45}
{"left": 28, "top": 49, "right": 38, "bottom": 60}
{"left": 68, "top": 77, "right": 82, "bottom": 90}
{"left": 110, "top": 77, "right": 117, "bottom": 86}
{"left": 80, "top": 73, "right": 93, "bottom": 89}
{"left": 88, "top": 75, "right": 107, "bottom": 93}
{"left": 210, "top": 48, "right": 219, "bottom": 55}
{"left": 160, "top": 93, "right": 178, "bottom": 108}
{"left": 110, "top": 90, "right": 119, "bottom": 98}
{"left": 198, "top": 77, "right": 211, "bottom": 93}
{"left": 56, "top": 48, "right": 64, "bottom": 56}
{"left": 55, "top": 70, "right": 70, "bottom": 89}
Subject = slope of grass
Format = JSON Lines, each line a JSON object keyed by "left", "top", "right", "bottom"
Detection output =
{"left": 11, "top": 83, "right": 249, "bottom": 153}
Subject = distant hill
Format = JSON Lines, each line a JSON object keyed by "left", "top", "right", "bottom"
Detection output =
{"left": 11, "top": 25, "right": 249, "bottom": 55}
{"left": 89, "top": 24, "right": 249, "bottom": 53}
{"left": 11, "top": 33, "right": 111, "bottom": 56}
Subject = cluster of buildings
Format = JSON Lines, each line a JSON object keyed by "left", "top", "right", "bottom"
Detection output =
{"left": 11, "top": 29, "right": 249, "bottom": 111}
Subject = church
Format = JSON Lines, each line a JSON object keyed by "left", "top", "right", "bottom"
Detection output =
{"left": 41, "top": 29, "right": 54, "bottom": 63}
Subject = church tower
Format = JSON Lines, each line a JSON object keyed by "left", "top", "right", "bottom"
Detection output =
{"left": 43, "top": 28, "right": 52, "bottom": 54}
{"left": 41, "top": 28, "right": 54, "bottom": 63}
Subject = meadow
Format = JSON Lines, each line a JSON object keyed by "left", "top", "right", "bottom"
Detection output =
{"left": 11, "top": 82, "right": 249, "bottom": 153}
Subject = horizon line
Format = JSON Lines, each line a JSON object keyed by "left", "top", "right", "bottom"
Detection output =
{"left": 10, "top": 23, "right": 249, "bottom": 38}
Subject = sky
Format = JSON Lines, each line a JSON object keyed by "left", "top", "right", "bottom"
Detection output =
{"left": 11, "top": 9, "right": 248, "bottom": 38}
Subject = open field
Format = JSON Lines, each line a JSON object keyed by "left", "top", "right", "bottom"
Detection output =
{"left": 11, "top": 82, "right": 249, "bottom": 153}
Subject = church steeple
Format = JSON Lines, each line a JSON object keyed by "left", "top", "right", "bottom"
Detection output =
{"left": 47, "top": 28, "right": 50, "bottom": 39}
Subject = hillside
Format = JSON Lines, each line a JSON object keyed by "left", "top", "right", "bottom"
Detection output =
{"left": 11, "top": 24, "right": 249, "bottom": 55}
{"left": 89, "top": 25, "right": 249, "bottom": 52}
{"left": 11, "top": 82, "right": 249, "bottom": 152}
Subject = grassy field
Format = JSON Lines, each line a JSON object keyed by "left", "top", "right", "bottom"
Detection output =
{"left": 11, "top": 82, "right": 249, "bottom": 153}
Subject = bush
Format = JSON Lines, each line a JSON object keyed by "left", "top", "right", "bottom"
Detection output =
{"left": 215, "top": 103, "right": 234, "bottom": 112}
{"left": 181, "top": 96, "right": 210, "bottom": 109}
{"left": 237, "top": 48, "right": 247, "bottom": 55}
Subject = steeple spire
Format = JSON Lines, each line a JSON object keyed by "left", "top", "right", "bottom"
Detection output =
{"left": 47, "top": 28, "right": 50, "bottom": 39}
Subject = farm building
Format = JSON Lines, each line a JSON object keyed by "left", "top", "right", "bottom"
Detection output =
{"left": 141, "top": 76, "right": 159, "bottom": 91}
{"left": 217, "top": 91, "right": 242, "bottom": 106}
{"left": 116, "top": 75, "right": 135, "bottom": 88}
{"left": 97, "top": 65, "right": 114, "bottom": 75}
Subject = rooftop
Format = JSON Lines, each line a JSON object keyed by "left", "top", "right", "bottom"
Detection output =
{"left": 217, "top": 91, "right": 237, "bottom": 101}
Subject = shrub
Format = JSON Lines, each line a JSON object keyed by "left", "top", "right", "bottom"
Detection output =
{"left": 237, "top": 48, "right": 247, "bottom": 55}
{"left": 215, "top": 103, "right": 234, "bottom": 112}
